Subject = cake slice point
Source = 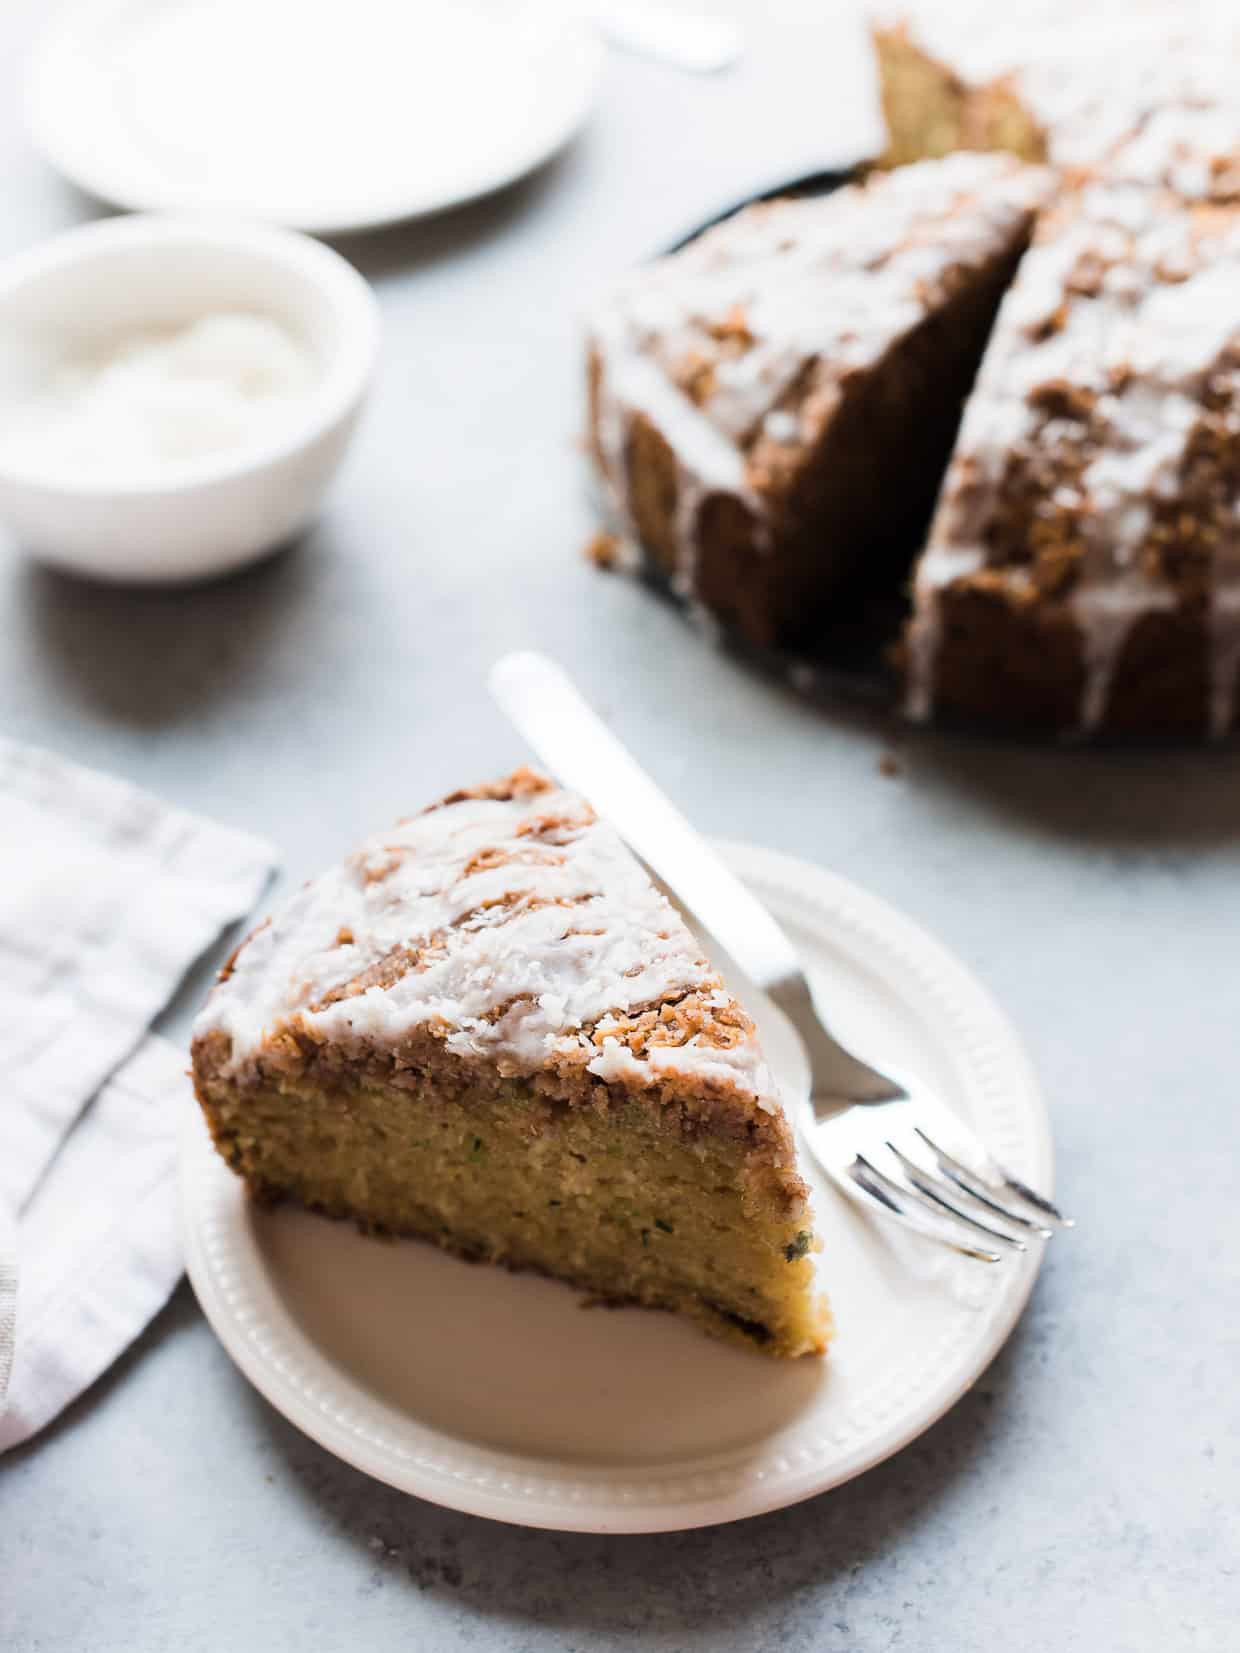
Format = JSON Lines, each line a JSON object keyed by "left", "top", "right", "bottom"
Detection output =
{"left": 191, "top": 769, "right": 830, "bottom": 1358}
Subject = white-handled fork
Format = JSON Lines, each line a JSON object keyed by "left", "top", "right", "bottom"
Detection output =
{"left": 488, "top": 651, "right": 1073, "bottom": 1262}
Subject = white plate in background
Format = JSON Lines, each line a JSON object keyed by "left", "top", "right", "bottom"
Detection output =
{"left": 28, "top": 0, "right": 602, "bottom": 234}
{"left": 181, "top": 842, "right": 1054, "bottom": 1532}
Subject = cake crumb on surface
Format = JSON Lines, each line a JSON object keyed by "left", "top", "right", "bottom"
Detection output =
{"left": 584, "top": 529, "right": 634, "bottom": 572}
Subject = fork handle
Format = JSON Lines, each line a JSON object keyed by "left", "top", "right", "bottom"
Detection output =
{"left": 488, "top": 651, "right": 900, "bottom": 1104}
{"left": 489, "top": 651, "right": 804, "bottom": 993}
{"left": 768, "top": 974, "right": 904, "bottom": 1104}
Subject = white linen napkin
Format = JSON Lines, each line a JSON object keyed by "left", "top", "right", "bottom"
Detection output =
{"left": 0, "top": 738, "right": 274, "bottom": 1451}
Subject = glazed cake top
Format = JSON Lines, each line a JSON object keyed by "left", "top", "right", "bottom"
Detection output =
{"left": 1101, "top": 103, "right": 1240, "bottom": 204}
{"left": 877, "top": 0, "right": 1240, "bottom": 168}
{"left": 593, "top": 151, "right": 1047, "bottom": 458}
{"left": 194, "top": 770, "right": 777, "bottom": 1106}
{"left": 590, "top": 152, "right": 1049, "bottom": 579}
{"left": 912, "top": 113, "right": 1240, "bottom": 732}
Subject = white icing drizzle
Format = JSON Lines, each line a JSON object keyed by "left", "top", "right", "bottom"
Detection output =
{"left": 763, "top": 409, "right": 800, "bottom": 444}
{"left": 591, "top": 334, "right": 758, "bottom": 596}
{"left": 1106, "top": 103, "right": 1240, "bottom": 199}
{"left": 904, "top": 542, "right": 990, "bottom": 722}
{"left": 1072, "top": 580, "right": 1176, "bottom": 732}
{"left": 911, "top": 110, "right": 1240, "bottom": 734}
{"left": 588, "top": 152, "right": 1048, "bottom": 598}
{"left": 194, "top": 779, "right": 777, "bottom": 1105}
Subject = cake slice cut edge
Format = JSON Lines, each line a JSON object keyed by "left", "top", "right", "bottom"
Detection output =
{"left": 191, "top": 769, "right": 831, "bottom": 1359}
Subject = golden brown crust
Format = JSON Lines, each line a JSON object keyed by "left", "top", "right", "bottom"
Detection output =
{"left": 923, "top": 579, "right": 1214, "bottom": 734}
{"left": 191, "top": 1008, "right": 806, "bottom": 1196}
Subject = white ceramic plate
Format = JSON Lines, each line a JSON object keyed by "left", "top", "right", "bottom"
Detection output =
{"left": 27, "top": 0, "right": 602, "bottom": 235}
{"left": 180, "top": 842, "right": 1053, "bottom": 1532}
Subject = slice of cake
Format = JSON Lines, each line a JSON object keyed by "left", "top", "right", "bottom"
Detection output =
{"left": 586, "top": 153, "right": 1051, "bottom": 649}
{"left": 191, "top": 769, "right": 829, "bottom": 1358}
{"left": 872, "top": 1, "right": 1239, "bottom": 173}
{"left": 905, "top": 109, "right": 1240, "bottom": 736}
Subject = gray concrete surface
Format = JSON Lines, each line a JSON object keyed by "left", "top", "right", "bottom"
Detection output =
{"left": 1, "top": 5, "right": 1237, "bottom": 1649}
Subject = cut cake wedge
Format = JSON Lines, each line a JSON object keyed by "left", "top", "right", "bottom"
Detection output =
{"left": 191, "top": 769, "right": 830, "bottom": 1358}
{"left": 586, "top": 152, "right": 1052, "bottom": 650}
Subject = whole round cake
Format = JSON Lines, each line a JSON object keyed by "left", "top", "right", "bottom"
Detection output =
{"left": 586, "top": 6, "right": 1240, "bottom": 739}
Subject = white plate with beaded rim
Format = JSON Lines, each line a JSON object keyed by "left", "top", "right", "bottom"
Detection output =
{"left": 27, "top": 0, "right": 602, "bottom": 235}
{"left": 180, "top": 841, "right": 1054, "bottom": 1533}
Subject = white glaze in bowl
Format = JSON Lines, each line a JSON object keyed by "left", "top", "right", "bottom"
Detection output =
{"left": 0, "top": 214, "right": 379, "bottom": 583}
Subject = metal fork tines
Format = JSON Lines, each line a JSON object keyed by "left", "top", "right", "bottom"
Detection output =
{"left": 808, "top": 1092, "right": 1072, "bottom": 1264}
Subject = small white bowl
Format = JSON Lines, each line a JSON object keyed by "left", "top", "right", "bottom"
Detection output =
{"left": 0, "top": 214, "right": 379, "bottom": 583}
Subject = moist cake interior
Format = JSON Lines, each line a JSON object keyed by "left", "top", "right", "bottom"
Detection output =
{"left": 872, "top": 19, "right": 1050, "bottom": 171}
{"left": 202, "top": 1071, "right": 820, "bottom": 1353}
